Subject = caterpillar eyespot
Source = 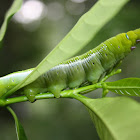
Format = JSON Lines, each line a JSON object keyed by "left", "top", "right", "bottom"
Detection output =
{"left": 0, "top": 29, "right": 140, "bottom": 102}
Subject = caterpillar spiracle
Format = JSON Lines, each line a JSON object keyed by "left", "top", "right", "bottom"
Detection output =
{"left": 0, "top": 29, "right": 140, "bottom": 102}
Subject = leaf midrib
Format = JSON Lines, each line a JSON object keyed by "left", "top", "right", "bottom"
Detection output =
{"left": 107, "top": 86, "right": 140, "bottom": 89}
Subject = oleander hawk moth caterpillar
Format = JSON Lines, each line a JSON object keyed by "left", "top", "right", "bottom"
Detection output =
{"left": 0, "top": 29, "right": 140, "bottom": 102}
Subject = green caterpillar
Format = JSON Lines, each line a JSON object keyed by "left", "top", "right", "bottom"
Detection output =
{"left": 0, "top": 29, "right": 140, "bottom": 102}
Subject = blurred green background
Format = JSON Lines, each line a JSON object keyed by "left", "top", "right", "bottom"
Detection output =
{"left": 0, "top": 0, "right": 140, "bottom": 140}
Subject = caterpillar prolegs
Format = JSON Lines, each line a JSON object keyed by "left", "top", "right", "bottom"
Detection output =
{"left": 1, "top": 29, "right": 140, "bottom": 102}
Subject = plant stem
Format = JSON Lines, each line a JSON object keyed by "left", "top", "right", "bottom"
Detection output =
{"left": 0, "top": 83, "right": 100, "bottom": 106}
{"left": 101, "top": 69, "right": 121, "bottom": 82}
{"left": 4, "top": 93, "right": 54, "bottom": 106}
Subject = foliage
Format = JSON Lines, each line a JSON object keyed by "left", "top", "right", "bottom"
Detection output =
{"left": 72, "top": 95, "right": 140, "bottom": 140}
{"left": 0, "top": 0, "right": 22, "bottom": 48}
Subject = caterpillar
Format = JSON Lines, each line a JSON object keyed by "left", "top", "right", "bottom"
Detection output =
{"left": 0, "top": 29, "right": 140, "bottom": 102}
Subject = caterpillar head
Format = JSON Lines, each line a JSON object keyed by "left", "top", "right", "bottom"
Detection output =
{"left": 115, "top": 29, "right": 140, "bottom": 57}
{"left": 126, "top": 28, "right": 140, "bottom": 51}
{"left": 133, "top": 28, "right": 140, "bottom": 44}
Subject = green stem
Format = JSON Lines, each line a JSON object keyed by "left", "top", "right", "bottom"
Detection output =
{"left": 6, "top": 96, "right": 28, "bottom": 105}
{"left": 76, "top": 83, "right": 102, "bottom": 94}
{"left": 7, "top": 106, "right": 18, "bottom": 121}
{"left": 0, "top": 83, "right": 100, "bottom": 106}
{"left": 4, "top": 93, "right": 54, "bottom": 106}
{"left": 101, "top": 69, "right": 121, "bottom": 82}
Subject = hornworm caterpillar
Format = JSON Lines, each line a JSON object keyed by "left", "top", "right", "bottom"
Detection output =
{"left": 0, "top": 29, "right": 140, "bottom": 102}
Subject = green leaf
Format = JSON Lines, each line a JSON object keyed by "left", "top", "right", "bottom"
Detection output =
{"left": 105, "top": 78, "right": 140, "bottom": 96}
{"left": 7, "top": 0, "right": 129, "bottom": 96}
{"left": 73, "top": 95, "right": 140, "bottom": 140}
{"left": 7, "top": 106, "right": 27, "bottom": 140}
{"left": 0, "top": 0, "right": 22, "bottom": 48}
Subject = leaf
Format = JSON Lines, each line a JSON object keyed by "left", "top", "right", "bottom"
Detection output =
{"left": 0, "top": 0, "right": 22, "bottom": 48}
{"left": 73, "top": 95, "right": 140, "bottom": 140}
{"left": 7, "top": 106, "right": 27, "bottom": 140}
{"left": 7, "top": 0, "right": 129, "bottom": 96}
{"left": 0, "top": 68, "right": 34, "bottom": 98}
{"left": 105, "top": 78, "right": 140, "bottom": 96}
